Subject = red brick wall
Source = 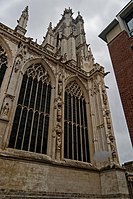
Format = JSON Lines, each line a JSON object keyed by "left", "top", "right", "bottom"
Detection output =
{"left": 108, "top": 31, "right": 133, "bottom": 146}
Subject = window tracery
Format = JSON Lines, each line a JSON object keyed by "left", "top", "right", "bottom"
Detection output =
{"left": 0, "top": 46, "right": 8, "bottom": 87}
{"left": 9, "top": 63, "right": 51, "bottom": 154}
{"left": 64, "top": 80, "right": 90, "bottom": 162}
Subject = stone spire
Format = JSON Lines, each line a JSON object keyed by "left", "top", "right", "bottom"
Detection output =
{"left": 15, "top": 6, "right": 29, "bottom": 35}
{"left": 42, "top": 22, "right": 54, "bottom": 52}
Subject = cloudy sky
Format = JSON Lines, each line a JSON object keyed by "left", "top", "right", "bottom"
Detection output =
{"left": 0, "top": 0, "right": 132, "bottom": 164}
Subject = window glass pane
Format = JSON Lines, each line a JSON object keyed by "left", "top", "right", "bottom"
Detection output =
{"left": 46, "top": 84, "right": 51, "bottom": 114}
{"left": 83, "top": 99, "right": 87, "bottom": 127}
{"left": 77, "top": 125, "right": 81, "bottom": 161}
{"left": 0, "top": 64, "right": 7, "bottom": 87}
{"left": 18, "top": 74, "right": 28, "bottom": 105}
{"left": 85, "top": 128, "right": 90, "bottom": 162}
{"left": 30, "top": 111, "right": 39, "bottom": 152}
{"left": 36, "top": 114, "right": 44, "bottom": 153}
{"left": 76, "top": 98, "right": 80, "bottom": 124}
{"left": 29, "top": 78, "right": 37, "bottom": 108}
{"left": 41, "top": 83, "right": 47, "bottom": 112}
{"left": 64, "top": 121, "right": 67, "bottom": 158}
{"left": 35, "top": 80, "right": 42, "bottom": 110}
{"left": 0, "top": 46, "right": 7, "bottom": 88}
{"left": 68, "top": 94, "right": 72, "bottom": 121}
{"left": 64, "top": 92, "right": 67, "bottom": 120}
{"left": 73, "top": 124, "right": 77, "bottom": 160}
{"left": 80, "top": 99, "right": 83, "bottom": 125}
{"left": 9, "top": 106, "right": 21, "bottom": 148}
{"left": 42, "top": 115, "right": 49, "bottom": 154}
{"left": 125, "top": 12, "right": 133, "bottom": 32}
{"left": 69, "top": 123, "right": 72, "bottom": 159}
{"left": 16, "top": 108, "right": 27, "bottom": 149}
{"left": 73, "top": 96, "right": 76, "bottom": 123}
{"left": 23, "top": 109, "right": 33, "bottom": 151}
{"left": 24, "top": 76, "right": 32, "bottom": 107}
{"left": 82, "top": 127, "right": 86, "bottom": 162}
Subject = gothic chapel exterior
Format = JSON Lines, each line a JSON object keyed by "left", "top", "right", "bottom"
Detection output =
{"left": 0, "top": 6, "right": 130, "bottom": 198}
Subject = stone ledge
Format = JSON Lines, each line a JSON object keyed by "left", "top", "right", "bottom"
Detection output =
{"left": 0, "top": 149, "right": 98, "bottom": 171}
{"left": 0, "top": 189, "right": 130, "bottom": 199}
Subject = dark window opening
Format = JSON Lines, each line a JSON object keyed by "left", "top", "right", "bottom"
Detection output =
{"left": 0, "top": 46, "right": 8, "bottom": 88}
{"left": 125, "top": 12, "right": 133, "bottom": 36}
{"left": 9, "top": 63, "right": 51, "bottom": 155}
{"left": 64, "top": 81, "right": 90, "bottom": 162}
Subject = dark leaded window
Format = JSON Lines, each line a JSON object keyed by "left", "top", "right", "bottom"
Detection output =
{"left": 64, "top": 81, "right": 90, "bottom": 162}
{"left": 0, "top": 46, "right": 8, "bottom": 88}
{"left": 9, "top": 63, "right": 51, "bottom": 154}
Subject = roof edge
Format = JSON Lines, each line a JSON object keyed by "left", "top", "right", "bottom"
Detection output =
{"left": 98, "top": 19, "right": 118, "bottom": 42}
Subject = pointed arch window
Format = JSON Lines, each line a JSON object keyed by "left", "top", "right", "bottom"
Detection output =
{"left": 64, "top": 81, "right": 90, "bottom": 162}
{"left": 0, "top": 46, "right": 8, "bottom": 88}
{"left": 9, "top": 63, "right": 51, "bottom": 154}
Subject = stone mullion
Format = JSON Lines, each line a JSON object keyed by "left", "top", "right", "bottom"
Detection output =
{"left": 51, "top": 73, "right": 58, "bottom": 160}
{"left": 67, "top": 94, "right": 70, "bottom": 159}
{"left": 44, "top": 84, "right": 51, "bottom": 156}
{"left": 71, "top": 95, "right": 74, "bottom": 160}
{"left": 20, "top": 108, "right": 31, "bottom": 150}
{"left": 33, "top": 81, "right": 41, "bottom": 153}
{"left": 28, "top": 78, "right": 35, "bottom": 108}
{"left": 28, "top": 110, "right": 36, "bottom": 151}
{"left": 75, "top": 96, "right": 78, "bottom": 161}
{"left": 82, "top": 99, "right": 87, "bottom": 162}
{"left": 20, "top": 74, "right": 29, "bottom": 106}
{"left": 34, "top": 113, "right": 41, "bottom": 153}
{"left": 40, "top": 114, "right": 46, "bottom": 154}
{"left": 66, "top": 93, "right": 69, "bottom": 159}
{"left": 78, "top": 98, "right": 83, "bottom": 162}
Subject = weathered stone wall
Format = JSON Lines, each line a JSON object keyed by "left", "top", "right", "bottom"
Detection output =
{"left": 0, "top": 155, "right": 130, "bottom": 198}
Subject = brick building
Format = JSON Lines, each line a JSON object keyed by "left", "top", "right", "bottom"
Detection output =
{"left": 99, "top": 0, "right": 133, "bottom": 146}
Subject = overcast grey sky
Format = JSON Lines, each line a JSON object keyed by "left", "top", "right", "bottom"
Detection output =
{"left": 0, "top": 0, "right": 132, "bottom": 164}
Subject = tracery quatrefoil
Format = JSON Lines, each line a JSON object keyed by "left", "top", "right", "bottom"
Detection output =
{"left": 26, "top": 63, "right": 50, "bottom": 83}
{"left": 65, "top": 80, "right": 84, "bottom": 98}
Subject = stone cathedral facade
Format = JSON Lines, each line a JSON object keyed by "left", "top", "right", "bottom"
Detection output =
{"left": 0, "top": 7, "right": 129, "bottom": 198}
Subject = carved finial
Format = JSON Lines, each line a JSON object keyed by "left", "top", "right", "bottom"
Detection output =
{"left": 15, "top": 6, "right": 29, "bottom": 35}
{"left": 17, "top": 6, "right": 29, "bottom": 30}
{"left": 48, "top": 22, "right": 52, "bottom": 32}
{"left": 78, "top": 11, "right": 80, "bottom": 16}
{"left": 76, "top": 11, "right": 83, "bottom": 21}
{"left": 63, "top": 7, "right": 73, "bottom": 17}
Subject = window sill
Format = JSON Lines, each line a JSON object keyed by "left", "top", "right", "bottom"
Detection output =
{"left": 0, "top": 148, "right": 98, "bottom": 171}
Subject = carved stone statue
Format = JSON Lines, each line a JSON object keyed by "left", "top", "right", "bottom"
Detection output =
{"left": 105, "top": 109, "right": 111, "bottom": 129}
{"left": 56, "top": 133, "right": 61, "bottom": 150}
{"left": 102, "top": 85, "right": 107, "bottom": 105}
{"left": 14, "top": 57, "right": 21, "bottom": 72}
{"left": 57, "top": 106, "right": 62, "bottom": 122}
{"left": 2, "top": 103, "right": 9, "bottom": 118}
